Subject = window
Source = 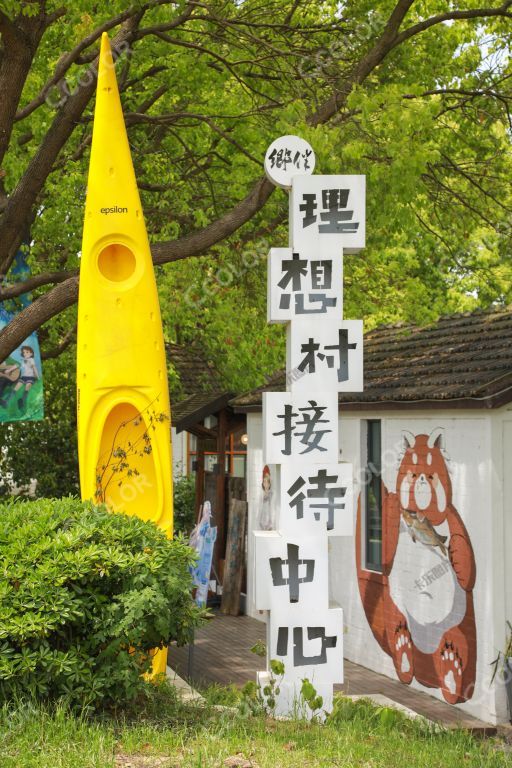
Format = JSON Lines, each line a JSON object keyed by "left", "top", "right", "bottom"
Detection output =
{"left": 365, "top": 419, "right": 382, "bottom": 571}
{"left": 186, "top": 426, "right": 247, "bottom": 477}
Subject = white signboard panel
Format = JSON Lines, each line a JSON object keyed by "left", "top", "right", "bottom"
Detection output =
{"left": 267, "top": 606, "right": 344, "bottom": 684}
{"left": 264, "top": 135, "right": 315, "bottom": 189}
{"left": 280, "top": 462, "right": 354, "bottom": 537}
{"left": 290, "top": 174, "right": 365, "bottom": 254}
{"left": 267, "top": 248, "right": 343, "bottom": 324}
{"left": 254, "top": 531, "right": 329, "bottom": 612}
{"left": 287, "top": 319, "right": 363, "bottom": 395}
{"left": 263, "top": 391, "right": 339, "bottom": 464}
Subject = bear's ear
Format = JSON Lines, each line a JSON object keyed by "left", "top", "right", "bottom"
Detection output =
{"left": 402, "top": 430, "right": 416, "bottom": 451}
{"left": 427, "top": 427, "right": 445, "bottom": 450}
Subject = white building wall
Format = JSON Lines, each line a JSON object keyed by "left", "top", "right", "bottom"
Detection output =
{"left": 171, "top": 427, "right": 187, "bottom": 478}
{"left": 245, "top": 408, "right": 506, "bottom": 724}
{"left": 496, "top": 406, "right": 512, "bottom": 627}
{"left": 491, "top": 406, "right": 512, "bottom": 722}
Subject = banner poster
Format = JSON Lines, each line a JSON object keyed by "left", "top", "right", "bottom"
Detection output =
{"left": 0, "top": 251, "right": 44, "bottom": 423}
{"left": 189, "top": 500, "right": 217, "bottom": 607}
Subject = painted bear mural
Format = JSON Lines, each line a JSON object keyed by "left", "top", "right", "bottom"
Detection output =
{"left": 355, "top": 428, "right": 477, "bottom": 705}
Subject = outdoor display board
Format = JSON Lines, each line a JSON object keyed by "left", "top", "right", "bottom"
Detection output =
{"left": 254, "top": 136, "right": 365, "bottom": 717}
{"left": 0, "top": 250, "right": 44, "bottom": 423}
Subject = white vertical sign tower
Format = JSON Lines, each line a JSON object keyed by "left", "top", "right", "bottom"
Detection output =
{"left": 254, "top": 136, "right": 365, "bottom": 717}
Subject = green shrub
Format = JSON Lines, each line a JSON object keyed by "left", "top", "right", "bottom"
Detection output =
{"left": 173, "top": 474, "right": 196, "bottom": 535}
{"left": 0, "top": 497, "right": 203, "bottom": 709}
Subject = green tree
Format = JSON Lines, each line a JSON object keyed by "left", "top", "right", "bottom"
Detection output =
{"left": 0, "top": 1, "right": 512, "bottom": 392}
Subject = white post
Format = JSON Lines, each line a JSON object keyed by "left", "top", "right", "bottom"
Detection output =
{"left": 256, "top": 136, "right": 366, "bottom": 718}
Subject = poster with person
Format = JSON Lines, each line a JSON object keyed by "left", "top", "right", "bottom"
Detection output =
{"left": 0, "top": 309, "right": 44, "bottom": 423}
{"left": 0, "top": 250, "right": 44, "bottom": 423}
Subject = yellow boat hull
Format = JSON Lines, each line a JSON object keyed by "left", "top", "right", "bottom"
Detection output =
{"left": 77, "top": 33, "right": 173, "bottom": 676}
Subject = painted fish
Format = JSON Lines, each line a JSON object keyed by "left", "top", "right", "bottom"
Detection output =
{"left": 401, "top": 508, "right": 448, "bottom": 557}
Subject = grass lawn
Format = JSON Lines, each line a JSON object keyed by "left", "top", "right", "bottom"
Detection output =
{"left": 0, "top": 682, "right": 510, "bottom": 768}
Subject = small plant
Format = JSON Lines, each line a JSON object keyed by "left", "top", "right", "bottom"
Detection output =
{"left": 490, "top": 620, "right": 512, "bottom": 683}
{"left": 240, "top": 642, "right": 283, "bottom": 716}
{"left": 95, "top": 402, "right": 168, "bottom": 504}
{"left": 328, "top": 695, "right": 416, "bottom": 732}
{"left": 244, "top": 641, "right": 325, "bottom": 720}
{"left": 249, "top": 639, "right": 266, "bottom": 658}
{"left": 300, "top": 678, "right": 323, "bottom": 719}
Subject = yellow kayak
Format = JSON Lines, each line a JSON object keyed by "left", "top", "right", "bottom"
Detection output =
{"left": 77, "top": 33, "right": 173, "bottom": 675}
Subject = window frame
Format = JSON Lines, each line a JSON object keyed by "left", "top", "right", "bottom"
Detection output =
{"left": 363, "top": 419, "right": 383, "bottom": 573}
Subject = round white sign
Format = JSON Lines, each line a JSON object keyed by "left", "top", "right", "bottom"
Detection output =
{"left": 264, "top": 135, "right": 315, "bottom": 189}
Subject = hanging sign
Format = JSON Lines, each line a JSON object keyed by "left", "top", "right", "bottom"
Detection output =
{"left": 0, "top": 250, "right": 44, "bottom": 423}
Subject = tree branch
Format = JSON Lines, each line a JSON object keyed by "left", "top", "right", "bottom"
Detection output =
{"left": 40, "top": 322, "right": 76, "bottom": 359}
{"left": 394, "top": 2, "right": 512, "bottom": 48}
{"left": 0, "top": 276, "right": 78, "bottom": 361}
{"left": 0, "top": 19, "right": 141, "bottom": 276}
{"left": 310, "top": 0, "right": 417, "bottom": 125}
{"left": 151, "top": 176, "right": 274, "bottom": 264}
{"left": 14, "top": 7, "right": 143, "bottom": 122}
{"left": 0, "top": 8, "right": 46, "bottom": 168}
{"left": 0, "top": 269, "right": 75, "bottom": 301}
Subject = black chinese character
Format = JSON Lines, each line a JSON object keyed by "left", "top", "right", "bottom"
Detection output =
{"left": 278, "top": 252, "right": 308, "bottom": 291}
{"left": 276, "top": 626, "right": 337, "bottom": 666}
{"left": 278, "top": 255, "right": 336, "bottom": 315}
{"left": 273, "top": 403, "right": 299, "bottom": 456}
{"left": 310, "top": 260, "right": 332, "bottom": 289}
{"left": 299, "top": 193, "right": 317, "bottom": 227}
{"left": 287, "top": 469, "right": 347, "bottom": 530}
{"left": 295, "top": 400, "right": 332, "bottom": 454}
{"left": 273, "top": 400, "right": 332, "bottom": 455}
{"left": 297, "top": 337, "right": 321, "bottom": 374}
{"left": 300, "top": 188, "right": 359, "bottom": 234}
{"left": 297, "top": 329, "right": 356, "bottom": 382}
{"left": 268, "top": 147, "right": 293, "bottom": 170}
{"left": 302, "top": 149, "right": 313, "bottom": 171}
{"left": 269, "top": 543, "right": 315, "bottom": 603}
{"left": 321, "top": 329, "right": 357, "bottom": 382}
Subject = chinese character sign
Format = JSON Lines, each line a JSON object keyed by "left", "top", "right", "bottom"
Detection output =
{"left": 263, "top": 392, "right": 339, "bottom": 464}
{"left": 254, "top": 534, "right": 328, "bottom": 611}
{"left": 287, "top": 319, "right": 363, "bottom": 395}
{"left": 267, "top": 248, "right": 343, "bottom": 324}
{"left": 290, "top": 174, "right": 365, "bottom": 254}
{"left": 280, "top": 463, "right": 354, "bottom": 537}
{"left": 267, "top": 607, "right": 344, "bottom": 684}
{"left": 264, "top": 135, "right": 315, "bottom": 190}
{"left": 255, "top": 135, "right": 364, "bottom": 719}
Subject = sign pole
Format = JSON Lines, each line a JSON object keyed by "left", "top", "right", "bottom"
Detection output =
{"left": 254, "top": 135, "right": 366, "bottom": 718}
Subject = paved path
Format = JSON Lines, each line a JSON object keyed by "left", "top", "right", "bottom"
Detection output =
{"left": 168, "top": 611, "right": 495, "bottom": 733}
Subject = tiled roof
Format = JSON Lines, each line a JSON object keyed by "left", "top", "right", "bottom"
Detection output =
{"left": 172, "top": 391, "right": 233, "bottom": 431}
{"left": 231, "top": 306, "right": 512, "bottom": 411}
{"left": 166, "top": 342, "right": 222, "bottom": 397}
{"left": 166, "top": 344, "right": 232, "bottom": 431}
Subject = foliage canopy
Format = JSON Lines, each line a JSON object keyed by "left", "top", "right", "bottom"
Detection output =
{"left": 0, "top": 1, "right": 512, "bottom": 390}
